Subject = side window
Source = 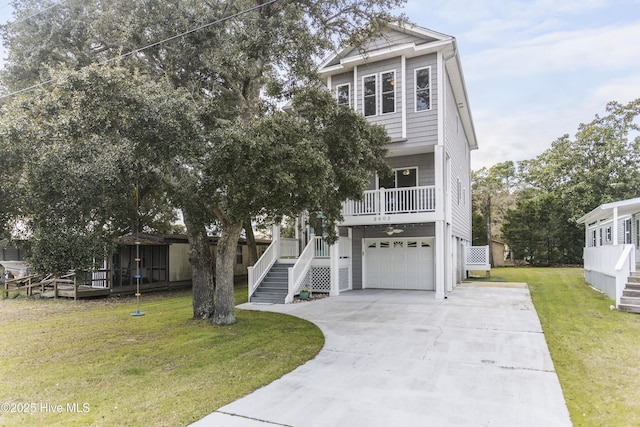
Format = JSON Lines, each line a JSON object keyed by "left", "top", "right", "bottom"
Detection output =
{"left": 363, "top": 75, "right": 377, "bottom": 116}
{"left": 415, "top": 67, "right": 431, "bottom": 111}
{"left": 336, "top": 84, "right": 350, "bottom": 106}
{"left": 625, "top": 218, "right": 633, "bottom": 244}
{"left": 381, "top": 71, "right": 395, "bottom": 114}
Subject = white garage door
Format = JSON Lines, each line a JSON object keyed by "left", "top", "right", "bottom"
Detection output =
{"left": 364, "top": 238, "right": 434, "bottom": 290}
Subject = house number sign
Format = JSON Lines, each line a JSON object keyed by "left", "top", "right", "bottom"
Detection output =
{"left": 373, "top": 216, "right": 391, "bottom": 222}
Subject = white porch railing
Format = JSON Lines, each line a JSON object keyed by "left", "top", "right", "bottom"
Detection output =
{"left": 342, "top": 185, "right": 436, "bottom": 216}
{"left": 465, "top": 245, "right": 491, "bottom": 275}
{"left": 248, "top": 239, "right": 278, "bottom": 300}
{"left": 286, "top": 236, "right": 324, "bottom": 303}
{"left": 315, "top": 236, "right": 329, "bottom": 258}
{"left": 583, "top": 244, "right": 636, "bottom": 307}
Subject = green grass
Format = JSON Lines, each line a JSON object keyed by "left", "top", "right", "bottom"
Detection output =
{"left": 0, "top": 283, "right": 324, "bottom": 426}
{"left": 490, "top": 267, "right": 640, "bottom": 426}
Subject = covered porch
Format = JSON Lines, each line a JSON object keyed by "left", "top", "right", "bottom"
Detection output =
{"left": 577, "top": 197, "right": 640, "bottom": 311}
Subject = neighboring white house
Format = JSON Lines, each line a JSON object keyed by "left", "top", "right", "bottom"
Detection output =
{"left": 577, "top": 197, "right": 640, "bottom": 312}
{"left": 249, "top": 23, "right": 480, "bottom": 303}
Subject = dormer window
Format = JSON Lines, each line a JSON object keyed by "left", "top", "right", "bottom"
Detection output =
{"left": 337, "top": 83, "right": 350, "bottom": 106}
{"left": 415, "top": 67, "right": 431, "bottom": 111}
{"left": 363, "top": 75, "right": 377, "bottom": 116}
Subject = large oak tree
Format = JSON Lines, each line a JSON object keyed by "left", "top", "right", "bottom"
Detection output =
{"left": 1, "top": 0, "right": 401, "bottom": 324}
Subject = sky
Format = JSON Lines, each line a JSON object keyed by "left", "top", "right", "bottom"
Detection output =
{"left": 403, "top": 0, "right": 640, "bottom": 169}
{"left": 0, "top": 1, "right": 639, "bottom": 170}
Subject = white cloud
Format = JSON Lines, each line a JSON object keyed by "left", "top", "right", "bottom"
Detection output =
{"left": 470, "top": 75, "right": 640, "bottom": 170}
{"left": 471, "top": 107, "right": 572, "bottom": 169}
{"left": 592, "top": 74, "right": 640, "bottom": 106}
{"left": 465, "top": 23, "right": 640, "bottom": 80}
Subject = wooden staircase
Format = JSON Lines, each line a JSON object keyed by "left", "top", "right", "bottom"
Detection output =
{"left": 619, "top": 272, "right": 640, "bottom": 313}
{"left": 250, "top": 263, "right": 289, "bottom": 304}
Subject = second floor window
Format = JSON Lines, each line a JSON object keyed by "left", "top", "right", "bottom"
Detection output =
{"left": 415, "top": 67, "right": 431, "bottom": 111}
{"left": 337, "top": 84, "right": 350, "bottom": 106}
{"left": 363, "top": 75, "right": 377, "bottom": 116}
{"left": 381, "top": 71, "right": 395, "bottom": 114}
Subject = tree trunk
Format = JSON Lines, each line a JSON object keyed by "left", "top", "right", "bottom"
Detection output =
{"left": 184, "top": 211, "right": 215, "bottom": 320}
{"left": 213, "top": 221, "right": 243, "bottom": 325}
{"left": 244, "top": 218, "right": 258, "bottom": 267}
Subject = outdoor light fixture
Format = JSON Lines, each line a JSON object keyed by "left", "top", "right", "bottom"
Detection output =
{"left": 402, "top": 169, "right": 411, "bottom": 176}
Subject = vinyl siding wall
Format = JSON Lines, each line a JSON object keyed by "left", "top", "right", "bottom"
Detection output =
{"left": 356, "top": 57, "right": 403, "bottom": 138}
{"left": 443, "top": 73, "right": 472, "bottom": 241}
{"left": 341, "top": 31, "right": 435, "bottom": 62}
{"left": 328, "top": 53, "right": 439, "bottom": 146}
{"left": 405, "top": 55, "right": 438, "bottom": 146}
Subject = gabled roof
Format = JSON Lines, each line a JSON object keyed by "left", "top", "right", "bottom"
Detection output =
{"left": 318, "top": 22, "right": 478, "bottom": 151}
{"left": 577, "top": 197, "right": 640, "bottom": 225}
{"left": 318, "top": 24, "right": 453, "bottom": 71}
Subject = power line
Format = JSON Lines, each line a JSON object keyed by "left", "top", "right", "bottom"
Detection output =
{"left": 1, "top": 0, "right": 280, "bottom": 100}
{"left": 4, "top": 1, "right": 64, "bottom": 27}
{"left": 104, "top": 0, "right": 279, "bottom": 64}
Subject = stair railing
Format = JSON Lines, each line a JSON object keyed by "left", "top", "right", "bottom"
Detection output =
{"left": 286, "top": 234, "right": 319, "bottom": 303}
{"left": 614, "top": 244, "right": 636, "bottom": 308}
{"left": 248, "top": 239, "right": 278, "bottom": 301}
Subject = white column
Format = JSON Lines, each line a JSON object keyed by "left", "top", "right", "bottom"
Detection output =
{"left": 330, "top": 225, "right": 340, "bottom": 296}
{"left": 354, "top": 65, "right": 358, "bottom": 113}
{"left": 437, "top": 51, "right": 444, "bottom": 147}
{"left": 613, "top": 207, "right": 619, "bottom": 245}
{"left": 435, "top": 220, "right": 446, "bottom": 299}
{"left": 348, "top": 228, "right": 353, "bottom": 290}
{"left": 401, "top": 55, "right": 407, "bottom": 139}
{"left": 434, "top": 146, "right": 445, "bottom": 221}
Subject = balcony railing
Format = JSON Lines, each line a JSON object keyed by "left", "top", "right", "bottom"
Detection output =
{"left": 342, "top": 186, "right": 436, "bottom": 216}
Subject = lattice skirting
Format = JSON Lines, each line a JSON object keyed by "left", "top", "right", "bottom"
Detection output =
{"left": 294, "top": 267, "right": 351, "bottom": 294}
{"left": 310, "top": 267, "right": 331, "bottom": 293}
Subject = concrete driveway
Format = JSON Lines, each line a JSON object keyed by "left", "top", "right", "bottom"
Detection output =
{"left": 192, "top": 283, "right": 571, "bottom": 426}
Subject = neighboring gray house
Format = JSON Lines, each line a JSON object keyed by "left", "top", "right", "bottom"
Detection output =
{"left": 249, "top": 23, "right": 479, "bottom": 303}
{"left": 577, "top": 197, "right": 640, "bottom": 312}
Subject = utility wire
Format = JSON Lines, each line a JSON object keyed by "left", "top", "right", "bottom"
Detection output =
{"left": 3, "top": 1, "right": 64, "bottom": 27}
{"left": 1, "top": 0, "right": 280, "bottom": 100}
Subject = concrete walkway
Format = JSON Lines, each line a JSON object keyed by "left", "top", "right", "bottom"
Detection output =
{"left": 192, "top": 283, "right": 572, "bottom": 427}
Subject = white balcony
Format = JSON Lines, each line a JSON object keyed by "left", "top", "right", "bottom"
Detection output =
{"left": 341, "top": 186, "right": 437, "bottom": 225}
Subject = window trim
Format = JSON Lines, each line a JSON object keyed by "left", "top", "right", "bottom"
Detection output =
{"left": 336, "top": 83, "right": 351, "bottom": 107}
{"left": 380, "top": 70, "right": 396, "bottom": 114}
{"left": 414, "top": 66, "right": 432, "bottom": 112}
{"left": 362, "top": 73, "right": 378, "bottom": 117}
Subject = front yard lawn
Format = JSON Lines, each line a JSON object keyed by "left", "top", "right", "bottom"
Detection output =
{"left": 491, "top": 267, "right": 640, "bottom": 427}
{"left": 0, "top": 284, "right": 324, "bottom": 426}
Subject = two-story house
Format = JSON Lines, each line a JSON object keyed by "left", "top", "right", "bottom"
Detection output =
{"left": 248, "top": 23, "right": 478, "bottom": 303}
